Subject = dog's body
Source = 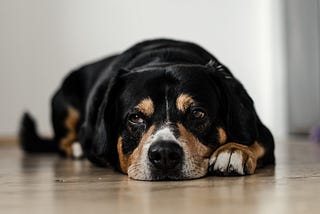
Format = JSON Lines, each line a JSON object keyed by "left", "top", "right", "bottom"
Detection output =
{"left": 20, "top": 39, "right": 274, "bottom": 180}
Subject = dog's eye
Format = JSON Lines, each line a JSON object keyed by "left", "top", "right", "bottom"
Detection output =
{"left": 128, "top": 113, "right": 145, "bottom": 124}
{"left": 190, "top": 108, "right": 206, "bottom": 120}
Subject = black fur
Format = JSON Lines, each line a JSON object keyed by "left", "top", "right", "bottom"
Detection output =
{"left": 20, "top": 113, "right": 58, "bottom": 153}
{"left": 19, "top": 38, "right": 275, "bottom": 172}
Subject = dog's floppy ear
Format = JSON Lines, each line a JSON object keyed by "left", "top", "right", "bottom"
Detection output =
{"left": 80, "top": 69, "right": 127, "bottom": 167}
{"left": 207, "top": 61, "right": 258, "bottom": 145}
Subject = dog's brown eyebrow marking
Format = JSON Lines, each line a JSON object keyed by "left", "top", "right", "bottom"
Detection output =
{"left": 136, "top": 97, "right": 154, "bottom": 117}
{"left": 176, "top": 94, "right": 195, "bottom": 112}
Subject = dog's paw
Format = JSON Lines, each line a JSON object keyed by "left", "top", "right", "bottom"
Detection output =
{"left": 208, "top": 143, "right": 258, "bottom": 176}
{"left": 71, "top": 142, "right": 84, "bottom": 159}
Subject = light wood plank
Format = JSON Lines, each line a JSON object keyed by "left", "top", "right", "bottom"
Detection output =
{"left": 1, "top": 137, "right": 320, "bottom": 214}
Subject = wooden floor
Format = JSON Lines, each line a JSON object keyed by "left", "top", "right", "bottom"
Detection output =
{"left": 1, "top": 137, "right": 320, "bottom": 214}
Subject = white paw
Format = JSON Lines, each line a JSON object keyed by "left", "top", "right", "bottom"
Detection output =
{"left": 209, "top": 151, "right": 244, "bottom": 175}
{"left": 208, "top": 143, "right": 257, "bottom": 176}
{"left": 72, "top": 142, "right": 83, "bottom": 159}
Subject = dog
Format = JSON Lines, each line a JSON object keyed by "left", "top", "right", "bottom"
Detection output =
{"left": 20, "top": 39, "right": 275, "bottom": 181}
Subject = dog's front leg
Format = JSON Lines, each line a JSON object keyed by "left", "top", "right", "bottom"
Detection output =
{"left": 208, "top": 142, "right": 265, "bottom": 176}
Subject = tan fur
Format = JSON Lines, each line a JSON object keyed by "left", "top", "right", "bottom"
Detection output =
{"left": 178, "top": 123, "right": 212, "bottom": 161}
{"left": 250, "top": 141, "right": 265, "bottom": 158}
{"left": 176, "top": 94, "right": 195, "bottom": 112}
{"left": 218, "top": 128, "right": 227, "bottom": 144}
{"left": 212, "top": 142, "right": 265, "bottom": 174}
{"left": 136, "top": 98, "right": 154, "bottom": 117}
{"left": 117, "top": 137, "right": 129, "bottom": 173}
{"left": 59, "top": 107, "right": 80, "bottom": 157}
{"left": 119, "top": 125, "right": 156, "bottom": 174}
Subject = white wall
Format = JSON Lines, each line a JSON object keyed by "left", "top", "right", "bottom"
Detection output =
{"left": 0, "top": 0, "right": 287, "bottom": 137}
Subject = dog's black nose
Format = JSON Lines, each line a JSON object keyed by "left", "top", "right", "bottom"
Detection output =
{"left": 148, "top": 141, "right": 183, "bottom": 170}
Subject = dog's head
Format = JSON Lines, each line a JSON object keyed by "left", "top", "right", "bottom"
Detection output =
{"left": 81, "top": 62, "right": 257, "bottom": 180}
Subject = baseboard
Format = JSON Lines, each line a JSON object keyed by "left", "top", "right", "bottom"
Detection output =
{"left": 0, "top": 136, "right": 18, "bottom": 144}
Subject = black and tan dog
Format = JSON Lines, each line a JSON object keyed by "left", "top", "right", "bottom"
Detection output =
{"left": 20, "top": 39, "right": 275, "bottom": 181}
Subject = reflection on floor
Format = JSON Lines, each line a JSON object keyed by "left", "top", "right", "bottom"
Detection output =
{"left": 1, "top": 137, "right": 320, "bottom": 214}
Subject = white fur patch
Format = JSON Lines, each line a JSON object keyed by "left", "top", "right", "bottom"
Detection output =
{"left": 210, "top": 151, "right": 245, "bottom": 175}
{"left": 165, "top": 89, "right": 170, "bottom": 121}
{"left": 213, "top": 151, "right": 231, "bottom": 172}
{"left": 229, "top": 152, "right": 245, "bottom": 175}
{"left": 152, "top": 127, "right": 177, "bottom": 142}
{"left": 72, "top": 142, "right": 83, "bottom": 158}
